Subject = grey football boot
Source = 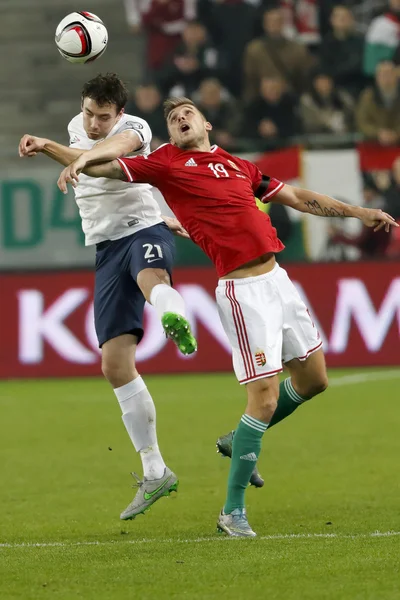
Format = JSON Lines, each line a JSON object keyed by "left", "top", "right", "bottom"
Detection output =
{"left": 217, "top": 508, "right": 257, "bottom": 537}
{"left": 216, "top": 431, "right": 265, "bottom": 488}
{"left": 120, "top": 467, "right": 178, "bottom": 520}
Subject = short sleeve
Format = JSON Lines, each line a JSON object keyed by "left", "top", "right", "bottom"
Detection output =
{"left": 114, "top": 117, "right": 152, "bottom": 147}
{"left": 67, "top": 116, "right": 82, "bottom": 147}
{"left": 117, "top": 144, "right": 170, "bottom": 186}
{"left": 240, "top": 159, "right": 284, "bottom": 202}
{"left": 259, "top": 178, "right": 285, "bottom": 203}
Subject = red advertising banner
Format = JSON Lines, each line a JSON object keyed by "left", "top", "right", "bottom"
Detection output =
{"left": 357, "top": 142, "right": 400, "bottom": 171}
{"left": 0, "top": 263, "right": 399, "bottom": 379}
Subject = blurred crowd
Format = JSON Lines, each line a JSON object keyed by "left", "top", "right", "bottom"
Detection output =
{"left": 122, "top": 0, "right": 400, "bottom": 260}
{"left": 327, "top": 157, "right": 400, "bottom": 260}
{"left": 123, "top": 0, "right": 400, "bottom": 151}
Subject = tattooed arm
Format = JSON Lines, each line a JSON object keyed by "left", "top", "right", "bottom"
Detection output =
{"left": 270, "top": 184, "right": 398, "bottom": 233}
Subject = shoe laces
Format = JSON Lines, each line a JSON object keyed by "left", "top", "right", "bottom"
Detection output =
{"left": 130, "top": 472, "right": 143, "bottom": 489}
{"left": 232, "top": 508, "right": 249, "bottom": 526}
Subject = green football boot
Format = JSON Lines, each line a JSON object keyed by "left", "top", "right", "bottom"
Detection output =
{"left": 161, "top": 312, "right": 197, "bottom": 355}
{"left": 120, "top": 467, "right": 179, "bottom": 520}
{"left": 217, "top": 508, "right": 257, "bottom": 537}
{"left": 216, "top": 430, "right": 265, "bottom": 488}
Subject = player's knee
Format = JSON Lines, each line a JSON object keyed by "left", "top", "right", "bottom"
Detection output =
{"left": 247, "top": 378, "right": 278, "bottom": 420}
{"left": 304, "top": 374, "right": 329, "bottom": 398}
{"left": 262, "top": 394, "right": 278, "bottom": 415}
{"left": 102, "top": 358, "right": 137, "bottom": 389}
{"left": 255, "top": 393, "right": 277, "bottom": 422}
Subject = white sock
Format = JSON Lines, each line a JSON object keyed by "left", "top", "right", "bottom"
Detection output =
{"left": 114, "top": 376, "right": 166, "bottom": 480}
{"left": 149, "top": 283, "right": 186, "bottom": 320}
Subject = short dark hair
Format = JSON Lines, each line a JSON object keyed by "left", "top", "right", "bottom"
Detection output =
{"left": 81, "top": 73, "right": 128, "bottom": 113}
{"left": 163, "top": 97, "right": 205, "bottom": 120}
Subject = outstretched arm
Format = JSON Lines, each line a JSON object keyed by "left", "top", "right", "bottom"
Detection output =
{"left": 272, "top": 184, "right": 398, "bottom": 233}
{"left": 58, "top": 159, "right": 125, "bottom": 193}
{"left": 19, "top": 130, "right": 141, "bottom": 168}
{"left": 58, "top": 146, "right": 169, "bottom": 193}
{"left": 19, "top": 135, "right": 86, "bottom": 166}
{"left": 55, "top": 130, "right": 144, "bottom": 189}
{"left": 77, "top": 130, "right": 142, "bottom": 167}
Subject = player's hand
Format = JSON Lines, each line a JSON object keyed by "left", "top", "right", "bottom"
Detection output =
{"left": 18, "top": 134, "right": 48, "bottom": 157}
{"left": 162, "top": 215, "right": 190, "bottom": 239}
{"left": 57, "top": 155, "right": 87, "bottom": 194}
{"left": 360, "top": 208, "right": 399, "bottom": 233}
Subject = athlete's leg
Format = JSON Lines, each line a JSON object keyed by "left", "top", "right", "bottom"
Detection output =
{"left": 266, "top": 349, "right": 328, "bottom": 428}
{"left": 136, "top": 266, "right": 197, "bottom": 355}
{"left": 102, "top": 334, "right": 166, "bottom": 480}
{"left": 215, "top": 273, "right": 283, "bottom": 536}
{"left": 218, "top": 375, "right": 279, "bottom": 537}
{"left": 94, "top": 239, "right": 178, "bottom": 519}
{"left": 130, "top": 222, "right": 197, "bottom": 354}
{"left": 268, "top": 265, "right": 327, "bottom": 427}
{"left": 102, "top": 334, "right": 178, "bottom": 520}
{"left": 224, "top": 374, "right": 279, "bottom": 511}
{"left": 137, "top": 267, "right": 184, "bottom": 316}
{"left": 216, "top": 355, "right": 326, "bottom": 469}
{"left": 285, "top": 348, "right": 328, "bottom": 398}
{"left": 217, "top": 266, "right": 326, "bottom": 446}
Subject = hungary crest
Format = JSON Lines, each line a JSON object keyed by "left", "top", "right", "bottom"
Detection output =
{"left": 255, "top": 349, "right": 266, "bottom": 367}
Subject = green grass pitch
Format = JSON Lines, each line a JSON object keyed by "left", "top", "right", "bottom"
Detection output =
{"left": 1, "top": 369, "right": 400, "bottom": 600}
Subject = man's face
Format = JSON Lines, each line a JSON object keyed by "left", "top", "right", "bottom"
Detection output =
{"left": 376, "top": 62, "right": 398, "bottom": 91}
{"left": 389, "top": 0, "right": 400, "bottom": 14}
{"left": 82, "top": 97, "right": 122, "bottom": 140}
{"left": 135, "top": 86, "right": 161, "bottom": 112}
{"left": 263, "top": 9, "right": 284, "bottom": 37}
{"left": 314, "top": 74, "right": 333, "bottom": 96}
{"left": 331, "top": 6, "right": 354, "bottom": 35}
{"left": 199, "top": 80, "right": 221, "bottom": 107}
{"left": 167, "top": 104, "right": 211, "bottom": 149}
{"left": 260, "top": 77, "right": 285, "bottom": 102}
{"left": 182, "top": 23, "right": 206, "bottom": 47}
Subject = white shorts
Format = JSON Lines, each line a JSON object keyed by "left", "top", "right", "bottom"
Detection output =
{"left": 216, "top": 264, "right": 322, "bottom": 384}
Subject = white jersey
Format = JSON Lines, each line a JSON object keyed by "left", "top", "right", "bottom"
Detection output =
{"left": 68, "top": 112, "right": 163, "bottom": 245}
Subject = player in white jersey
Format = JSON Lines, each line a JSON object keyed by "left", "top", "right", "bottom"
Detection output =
{"left": 18, "top": 73, "right": 197, "bottom": 520}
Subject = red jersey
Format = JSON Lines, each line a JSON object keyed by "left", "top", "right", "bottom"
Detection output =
{"left": 118, "top": 144, "right": 285, "bottom": 277}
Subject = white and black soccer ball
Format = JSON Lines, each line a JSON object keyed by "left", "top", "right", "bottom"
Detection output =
{"left": 55, "top": 12, "right": 108, "bottom": 64}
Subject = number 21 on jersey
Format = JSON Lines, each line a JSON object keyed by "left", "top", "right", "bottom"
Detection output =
{"left": 208, "top": 163, "right": 229, "bottom": 178}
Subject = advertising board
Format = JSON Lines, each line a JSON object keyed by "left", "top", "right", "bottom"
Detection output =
{"left": 0, "top": 263, "right": 398, "bottom": 378}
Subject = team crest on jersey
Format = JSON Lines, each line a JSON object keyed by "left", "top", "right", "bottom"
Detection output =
{"left": 254, "top": 349, "right": 266, "bottom": 367}
{"left": 125, "top": 121, "right": 143, "bottom": 130}
{"left": 227, "top": 160, "right": 240, "bottom": 171}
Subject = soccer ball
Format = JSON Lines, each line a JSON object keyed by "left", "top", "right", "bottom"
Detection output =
{"left": 55, "top": 12, "right": 108, "bottom": 64}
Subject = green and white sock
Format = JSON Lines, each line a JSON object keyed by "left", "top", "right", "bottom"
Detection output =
{"left": 268, "top": 377, "right": 309, "bottom": 429}
{"left": 224, "top": 415, "right": 268, "bottom": 514}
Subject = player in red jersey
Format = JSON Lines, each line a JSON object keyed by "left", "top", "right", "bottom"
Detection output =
{"left": 58, "top": 97, "right": 398, "bottom": 537}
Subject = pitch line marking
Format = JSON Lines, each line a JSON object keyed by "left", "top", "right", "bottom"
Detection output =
{"left": 1, "top": 370, "right": 399, "bottom": 552}
{"left": 1, "top": 530, "right": 399, "bottom": 550}
{"left": 329, "top": 370, "right": 400, "bottom": 387}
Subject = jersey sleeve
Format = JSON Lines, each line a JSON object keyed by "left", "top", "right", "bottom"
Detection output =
{"left": 114, "top": 116, "right": 152, "bottom": 148}
{"left": 67, "top": 115, "right": 82, "bottom": 147}
{"left": 258, "top": 177, "right": 285, "bottom": 203}
{"left": 241, "top": 159, "right": 285, "bottom": 203}
{"left": 117, "top": 144, "right": 170, "bottom": 186}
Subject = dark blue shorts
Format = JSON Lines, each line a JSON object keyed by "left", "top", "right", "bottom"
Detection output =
{"left": 94, "top": 222, "right": 175, "bottom": 347}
